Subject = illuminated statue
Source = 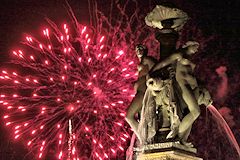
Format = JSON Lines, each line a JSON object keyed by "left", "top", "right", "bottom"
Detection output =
{"left": 125, "top": 44, "right": 157, "bottom": 140}
{"left": 147, "top": 41, "right": 212, "bottom": 146}
{"left": 126, "top": 4, "right": 212, "bottom": 148}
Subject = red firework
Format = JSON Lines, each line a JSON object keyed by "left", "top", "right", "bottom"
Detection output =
{"left": 0, "top": 20, "right": 139, "bottom": 159}
{"left": 0, "top": 1, "right": 160, "bottom": 158}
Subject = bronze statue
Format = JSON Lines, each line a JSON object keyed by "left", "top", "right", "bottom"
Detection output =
{"left": 125, "top": 44, "right": 157, "bottom": 140}
{"left": 126, "top": 4, "right": 212, "bottom": 148}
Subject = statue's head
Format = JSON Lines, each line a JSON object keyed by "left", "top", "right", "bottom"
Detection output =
{"left": 182, "top": 41, "right": 200, "bottom": 55}
{"left": 135, "top": 44, "right": 148, "bottom": 59}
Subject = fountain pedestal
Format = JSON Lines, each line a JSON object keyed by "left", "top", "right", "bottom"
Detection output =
{"left": 135, "top": 142, "right": 202, "bottom": 160}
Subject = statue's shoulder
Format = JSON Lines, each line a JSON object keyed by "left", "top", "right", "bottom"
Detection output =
{"left": 169, "top": 53, "right": 182, "bottom": 62}
{"left": 142, "top": 56, "right": 157, "bottom": 65}
{"left": 144, "top": 56, "right": 157, "bottom": 62}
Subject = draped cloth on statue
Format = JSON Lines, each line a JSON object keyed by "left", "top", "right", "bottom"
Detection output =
{"left": 137, "top": 72, "right": 190, "bottom": 145}
{"left": 138, "top": 87, "right": 157, "bottom": 144}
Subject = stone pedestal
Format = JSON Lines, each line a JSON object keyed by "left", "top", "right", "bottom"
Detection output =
{"left": 135, "top": 142, "right": 202, "bottom": 160}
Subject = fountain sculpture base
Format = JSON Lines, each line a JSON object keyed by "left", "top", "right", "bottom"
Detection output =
{"left": 135, "top": 142, "right": 202, "bottom": 160}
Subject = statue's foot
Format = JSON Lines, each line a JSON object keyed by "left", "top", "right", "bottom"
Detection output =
{"left": 180, "top": 141, "right": 194, "bottom": 148}
{"left": 166, "top": 130, "right": 178, "bottom": 139}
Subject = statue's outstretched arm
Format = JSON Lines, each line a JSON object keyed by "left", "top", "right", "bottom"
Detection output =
{"left": 151, "top": 53, "right": 182, "bottom": 72}
{"left": 143, "top": 56, "right": 158, "bottom": 70}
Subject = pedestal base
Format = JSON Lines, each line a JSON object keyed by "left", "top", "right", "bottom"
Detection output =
{"left": 135, "top": 142, "right": 202, "bottom": 160}
{"left": 136, "top": 150, "right": 202, "bottom": 160}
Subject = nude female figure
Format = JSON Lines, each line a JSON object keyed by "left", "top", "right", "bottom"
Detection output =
{"left": 125, "top": 44, "right": 157, "bottom": 140}
{"left": 150, "top": 41, "right": 201, "bottom": 146}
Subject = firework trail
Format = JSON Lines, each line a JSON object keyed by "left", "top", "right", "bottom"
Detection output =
{"left": 0, "top": 1, "right": 158, "bottom": 159}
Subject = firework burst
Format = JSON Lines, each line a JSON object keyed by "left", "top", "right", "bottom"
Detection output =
{"left": 0, "top": 1, "right": 159, "bottom": 159}
{"left": 0, "top": 20, "right": 138, "bottom": 159}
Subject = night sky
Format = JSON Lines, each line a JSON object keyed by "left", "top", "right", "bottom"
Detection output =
{"left": 0, "top": 0, "right": 240, "bottom": 159}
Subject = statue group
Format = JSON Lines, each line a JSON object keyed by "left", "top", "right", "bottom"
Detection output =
{"left": 125, "top": 4, "right": 213, "bottom": 150}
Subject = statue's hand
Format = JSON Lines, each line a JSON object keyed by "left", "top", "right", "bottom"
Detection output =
{"left": 198, "top": 88, "right": 213, "bottom": 106}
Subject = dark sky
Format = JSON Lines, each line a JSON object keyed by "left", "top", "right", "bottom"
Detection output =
{"left": 0, "top": 0, "right": 240, "bottom": 159}
{"left": 0, "top": 0, "right": 239, "bottom": 62}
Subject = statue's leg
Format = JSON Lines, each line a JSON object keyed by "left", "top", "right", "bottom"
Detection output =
{"left": 180, "top": 125, "right": 194, "bottom": 147}
{"left": 125, "top": 91, "right": 144, "bottom": 140}
{"left": 177, "top": 81, "right": 200, "bottom": 141}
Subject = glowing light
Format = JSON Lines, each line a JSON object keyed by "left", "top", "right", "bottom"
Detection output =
{"left": 119, "top": 146, "right": 124, "bottom": 151}
{"left": 122, "top": 68, "right": 127, "bottom": 72}
{"left": 104, "top": 105, "right": 109, "bottom": 109}
{"left": 104, "top": 153, "right": 108, "bottom": 158}
{"left": 88, "top": 58, "right": 92, "bottom": 63}
{"left": 123, "top": 134, "right": 129, "bottom": 138}
{"left": 81, "top": 26, "right": 86, "bottom": 34}
{"left": 58, "top": 151, "right": 63, "bottom": 159}
{"left": 13, "top": 51, "right": 17, "bottom": 55}
{"left": 128, "top": 61, "right": 134, "bottom": 65}
{"left": 120, "top": 137, "right": 126, "bottom": 141}
{"left": 3, "top": 115, "right": 9, "bottom": 119}
{"left": 110, "top": 136, "right": 115, "bottom": 140}
{"left": 27, "top": 141, "right": 32, "bottom": 146}
{"left": 24, "top": 123, "right": 29, "bottom": 127}
{"left": 6, "top": 122, "right": 11, "bottom": 126}
{"left": 32, "top": 130, "right": 36, "bottom": 134}
{"left": 14, "top": 80, "right": 19, "bottom": 84}
{"left": 39, "top": 153, "right": 43, "bottom": 158}
{"left": 118, "top": 101, "right": 124, "bottom": 104}
{"left": 116, "top": 122, "right": 123, "bottom": 126}
{"left": 100, "top": 36, "right": 105, "bottom": 43}
{"left": 39, "top": 44, "right": 43, "bottom": 49}
{"left": 87, "top": 38, "right": 91, "bottom": 43}
{"left": 78, "top": 57, "right": 82, "bottom": 62}
{"left": 111, "top": 148, "right": 116, "bottom": 154}
{"left": 15, "top": 135, "right": 20, "bottom": 139}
